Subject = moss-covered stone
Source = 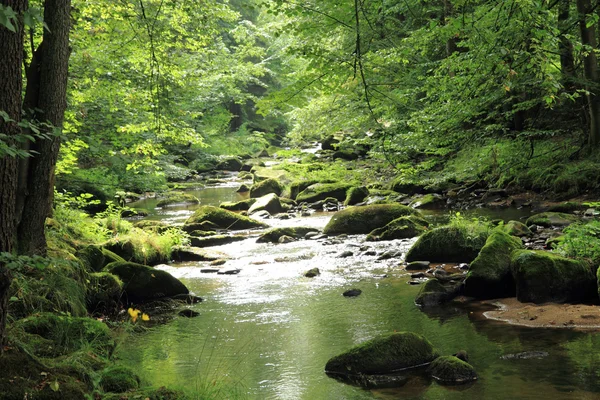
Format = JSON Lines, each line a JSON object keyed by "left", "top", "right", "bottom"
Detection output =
{"left": 249, "top": 178, "right": 283, "bottom": 198}
{"left": 344, "top": 186, "right": 369, "bottom": 206}
{"left": 390, "top": 179, "right": 427, "bottom": 195}
{"left": 181, "top": 220, "right": 221, "bottom": 233}
{"left": 76, "top": 245, "right": 106, "bottom": 272}
{"left": 102, "top": 248, "right": 125, "bottom": 264}
{"left": 321, "top": 135, "right": 339, "bottom": 150}
{"left": 87, "top": 272, "right": 123, "bottom": 314}
{"left": 415, "top": 279, "right": 461, "bottom": 306}
{"left": 99, "top": 366, "right": 140, "bottom": 393}
{"left": 215, "top": 157, "right": 243, "bottom": 171}
{"left": 512, "top": 250, "right": 596, "bottom": 304}
{"left": 324, "top": 204, "right": 419, "bottom": 235}
{"left": 332, "top": 150, "right": 359, "bottom": 160}
{"left": 409, "top": 193, "right": 445, "bottom": 209}
{"left": 107, "top": 261, "right": 189, "bottom": 303}
{"left": 257, "top": 227, "right": 319, "bottom": 243}
{"left": 547, "top": 202, "right": 587, "bottom": 213}
{"left": 502, "top": 220, "right": 532, "bottom": 237}
{"left": 296, "top": 182, "right": 353, "bottom": 203}
{"left": 132, "top": 220, "right": 172, "bottom": 233}
{"left": 189, "top": 234, "right": 246, "bottom": 247}
{"left": 325, "top": 332, "right": 438, "bottom": 376}
{"left": 367, "top": 215, "right": 428, "bottom": 241}
{"left": 219, "top": 198, "right": 256, "bottom": 211}
{"left": 156, "top": 191, "right": 200, "bottom": 208}
{"left": 184, "top": 206, "right": 267, "bottom": 231}
{"left": 289, "top": 180, "right": 319, "bottom": 200}
{"left": 464, "top": 231, "right": 523, "bottom": 299}
{"left": 525, "top": 212, "right": 579, "bottom": 228}
{"left": 427, "top": 356, "right": 477, "bottom": 385}
{"left": 406, "top": 226, "right": 489, "bottom": 263}
{"left": 248, "top": 193, "right": 285, "bottom": 215}
{"left": 305, "top": 268, "right": 320, "bottom": 277}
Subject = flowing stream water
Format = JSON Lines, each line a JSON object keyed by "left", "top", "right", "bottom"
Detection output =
{"left": 117, "top": 184, "right": 600, "bottom": 399}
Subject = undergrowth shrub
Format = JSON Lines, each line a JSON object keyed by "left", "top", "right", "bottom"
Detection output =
{"left": 556, "top": 220, "right": 600, "bottom": 266}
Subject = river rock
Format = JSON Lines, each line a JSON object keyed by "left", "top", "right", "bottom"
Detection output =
{"left": 409, "top": 193, "right": 445, "bottom": 209}
{"left": 405, "top": 226, "right": 488, "bottom": 263}
{"left": 296, "top": 182, "right": 353, "bottom": 203}
{"left": 366, "top": 215, "right": 428, "bottom": 241}
{"left": 464, "top": 231, "right": 523, "bottom": 299}
{"left": 215, "top": 157, "right": 243, "bottom": 171}
{"left": 257, "top": 227, "right": 319, "bottom": 243}
{"left": 525, "top": 212, "right": 579, "bottom": 228}
{"left": 190, "top": 234, "right": 246, "bottom": 247}
{"left": 106, "top": 261, "right": 189, "bottom": 303}
{"left": 502, "top": 220, "right": 533, "bottom": 237}
{"left": 344, "top": 186, "right": 369, "bottom": 206}
{"left": 171, "top": 246, "right": 226, "bottom": 262}
{"left": 512, "top": 250, "right": 596, "bottom": 304}
{"left": 220, "top": 198, "right": 256, "bottom": 211}
{"left": 249, "top": 178, "right": 283, "bottom": 198}
{"left": 217, "top": 268, "right": 241, "bottom": 275}
{"left": 325, "top": 332, "right": 438, "bottom": 376}
{"left": 323, "top": 204, "right": 419, "bottom": 235}
{"left": 184, "top": 206, "right": 267, "bottom": 232}
{"left": 343, "top": 289, "right": 362, "bottom": 297}
{"left": 236, "top": 184, "right": 250, "bottom": 193}
{"left": 427, "top": 356, "right": 477, "bottom": 385}
{"left": 178, "top": 309, "right": 200, "bottom": 318}
{"left": 338, "top": 251, "right": 354, "bottom": 258}
{"left": 304, "top": 268, "right": 320, "bottom": 278}
{"left": 278, "top": 235, "right": 296, "bottom": 243}
{"left": 406, "top": 261, "right": 430, "bottom": 270}
{"left": 248, "top": 193, "right": 285, "bottom": 215}
{"left": 415, "top": 278, "right": 462, "bottom": 307}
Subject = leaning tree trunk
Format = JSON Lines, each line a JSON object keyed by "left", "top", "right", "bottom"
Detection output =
{"left": 577, "top": 0, "right": 600, "bottom": 147}
{"left": 17, "top": 0, "right": 71, "bottom": 255}
{"left": 0, "top": 0, "right": 27, "bottom": 353}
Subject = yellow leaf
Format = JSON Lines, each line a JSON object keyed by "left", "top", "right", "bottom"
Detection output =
{"left": 151, "top": 274, "right": 155, "bottom": 278}
{"left": 503, "top": 85, "right": 510, "bottom": 92}
{"left": 142, "top": 313, "right": 150, "bottom": 321}
{"left": 50, "top": 380, "right": 60, "bottom": 392}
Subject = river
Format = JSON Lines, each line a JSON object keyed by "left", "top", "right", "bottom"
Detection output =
{"left": 116, "top": 185, "right": 600, "bottom": 399}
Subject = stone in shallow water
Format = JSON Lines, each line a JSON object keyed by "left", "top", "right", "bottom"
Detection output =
{"left": 217, "top": 268, "right": 241, "bottom": 275}
{"left": 343, "top": 289, "right": 362, "bottom": 297}
{"left": 178, "top": 309, "right": 200, "bottom": 318}
{"left": 406, "top": 261, "right": 431, "bottom": 270}
{"left": 427, "top": 355, "right": 477, "bottom": 385}
{"left": 304, "top": 268, "right": 320, "bottom": 278}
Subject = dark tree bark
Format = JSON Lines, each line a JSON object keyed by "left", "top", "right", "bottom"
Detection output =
{"left": 577, "top": 0, "right": 600, "bottom": 147}
{"left": 0, "top": 0, "right": 27, "bottom": 353}
{"left": 17, "top": 0, "right": 72, "bottom": 255}
{"left": 558, "top": 0, "right": 575, "bottom": 83}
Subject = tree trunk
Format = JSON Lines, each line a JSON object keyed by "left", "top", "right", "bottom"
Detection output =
{"left": 0, "top": 0, "right": 27, "bottom": 353}
{"left": 577, "top": 0, "right": 600, "bottom": 147}
{"left": 17, "top": 0, "right": 71, "bottom": 255}
{"left": 559, "top": 0, "right": 575, "bottom": 83}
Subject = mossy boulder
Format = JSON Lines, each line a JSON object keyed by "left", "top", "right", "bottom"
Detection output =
{"left": 324, "top": 204, "right": 419, "bottom": 235}
{"left": 321, "top": 135, "right": 339, "bottom": 150}
{"left": 415, "top": 279, "right": 462, "bottom": 306}
{"left": 345, "top": 186, "right": 369, "bottom": 206}
{"left": 219, "top": 198, "right": 256, "bottom": 211}
{"left": 106, "top": 261, "right": 189, "bottom": 303}
{"left": 525, "top": 212, "right": 579, "bottom": 228}
{"left": 427, "top": 356, "right": 477, "bottom": 385}
{"left": 189, "top": 234, "right": 246, "bottom": 247}
{"left": 367, "top": 215, "right": 428, "bottom": 241}
{"left": 296, "top": 182, "right": 353, "bottom": 203}
{"left": 184, "top": 205, "right": 267, "bottom": 231}
{"left": 76, "top": 245, "right": 106, "bottom": 272}
{"left": 248, "top": 193, "right": 285, "bottom": 215}
{"left": 215, "top": 157, "right": 243, "bottom": 171}
{"left": 156, "top": 191, "right": 200, "bottom": 208}
{"left": 409, "top": 193, "right": 445, "bottom": 209}
{"left": 547, "top": 202, "right": 587, "bottom": 213}
{"left": 405, "top": 226, "right": 489, "bottom": 263}
{"left": 289, "top": 180, "right": 320, "bottom": 200}
{"left": 332, "top": 150, "right": 359, "bottom": 160}
{"left": 464, "top": 231, "right": 523, "bottom": 299}
{"left": 502, "top": 220, "right": 532, "bottom": 237}
{"left": 249, "top": 178, "right": 283, "bottom": 198}
{"left": 99, "top": 366, "right": 140, "bottom": 393}
{"left": 325, "top": 332, "right": 438, "bottom": 376}
{"left": 390, "top": 179, "right": 427, "bottom": 195}
{"left": 132, "top": 220, "right": 172, "bottom": 233}
{"left": 512, "top": 250, "right": 596, "bottom": 304}
{"left": 257, "top": 227, "right": 319, "bottom": 243}
{"left": 87, "top": 272, "right": 123, "bottom": 313}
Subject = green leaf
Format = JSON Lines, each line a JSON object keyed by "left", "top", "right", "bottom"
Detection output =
{"left": 50, "top": 380, "right": 60, "bottom": 392}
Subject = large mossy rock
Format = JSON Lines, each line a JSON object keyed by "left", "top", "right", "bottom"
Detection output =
{"left": 219, "top": 198, "right": 256, "bottom": 211}
{"left": 106, "top": 261, "right": 189, "bottom": 303}
{"left": 325, "top": 332, "right": 438, "bottom": 376}
{"left": 464, "top": 231, "right": 523, "bottom": 299}
{"left": 248, "top": 193, "right": 285, "bottom": 215}
{"left": 76, "top": 245, "right": 106, "bottom": 272}
{"left": 289, "top": 180, "right": 320, "bottom": 200}
{"left": 427, "top": 356, "right": 477, "bottom": 385}
{"left": 525, "top": 212, "right": 579, "bottom": 228}
{"left": 184, "top": 205, "right": 267, "bottom": 231}
{"left": 249, "top": 178, "right": 283, "bottom": 198}
{"left": 99, "top": 366, "right": 140, "bottom": 393}
{"left": 405, "top": 226, "right": 489, "bottom": 263}
{"left": 511, "top": 250, "right": 596, "bottom": 304}
{"left": 345, "top": 186, "right": 369, "bottom": 206}
{"left": 415, "top": 279, "right": 461, "bottom": 306}
{"left": 390, "top": 179, "right": 427, "bottom": 195}
{"left": 132, "top": 220, "right": 172, "bottom": 233}
{"left": 156, "top": 191, "right": 200, "bottom": 208}
{"left": 257, "top": 227, "right": 319, "bottom": 243}
{"left": 409, "top": 193, "right": 445, "bottom": 209}
{"left": 189, "top": 234, "right": 246, "bottom": 247}
{"left": 367, "top": 215, "right": 428, "bottom": 241}
{"left": 87, "top": 272, "right": 123, "bottom": 313}
{"left": 324, "top": 204, "right": 419, "bottom": 235}
{"left": 296, "top": 182, "right": 353, "bottom": 203}
{"left": 215, "top": 157, "right": 243, "bottom": 171}
{"left": 502, "top": 220, "right": 532, "bottom": 237}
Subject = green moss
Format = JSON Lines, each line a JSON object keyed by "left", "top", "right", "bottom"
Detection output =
{"left": 296, "top": 182, "right": 353, "bottom": 203}
{"left": 547, "top": 202, "right": 587, "bottom": 213}
{"left": 99, "top": 366, "right": 140, "bottom": 393}
{"left": 289, "top": 180, "right": 319, "bottom": 200}
{"left": 427, "top": 356, "right": 477, "bottom": 385}
{"left": 409, "top": 193, "right": 445, "bottom": 209}
{"left": 219, "top": 198, "right": 256, "bottom": 211}
{"left": 156, "top": 191, "right": 200, "bottom": 208}
{"left": 390, "top": 179, "right": 427, "bottom": 195}
{"left": 406, "top": 226, "right": 489, "bottom": 263}
{"left": 133, "top": 220, "right": 172, "bottom": 233}
{"left": 525, "top": 212, "right": 579, "bottom": 228}
{"left": 87, "top": 272, "right": 123, "bottom": 314}
{"left": 189, "top": 234, "right": 246, "bottom": 247}
{"left": 107, "top": 261, "right": 189, "bottom": 303}
{"left": 367, "top": 215, "right": 428, "bottom": 241}
{"left": 325, "top": 332, "right": 438, "bottom": 375}
{"left": 464, "top": 231, "right": 523, "bottom": 299}
{"left": 324, "top": 204, "right": 419, "bottom": 235}
{"left": 184, "top": 206, "right": 267, "bottom": 231}
{"left": 101, "top": 248, "right": 126, "bottom": 264}
{"left": 344, "top": 186, "right": 369, "bottom": 206}
{"left": 512, "top": 250, "right": 596, "bottom": 304}
{"left": 76, "top": 245, "right": 105, "bottom": 272}
{"left": 502, "top": 220, "right": 532, "bottom": 237}
{"left": 249, "top": 178, "right": 283, "bottom": 198}
{"left": 257, "top": 227, "right": 319, "bottom": 243}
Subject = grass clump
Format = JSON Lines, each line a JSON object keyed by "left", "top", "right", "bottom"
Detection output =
{"left": 99, "top": 366, "right": 140, "bottom": 393}
{"left": 556, "top": 220, "right": 600, "bottom": 266}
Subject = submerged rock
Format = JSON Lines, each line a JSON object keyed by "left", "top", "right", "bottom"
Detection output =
{"left": 178, "top": 309, "right": 200, "bottom": 318}
{"left": 415, "top": 278, "right": 462, "bottom": 307}
{"left": 323, "top": 204, "right": 419, "bottom": 235}
{"left": 512, "top": 250, "right": 596, "bottom": 304}
{"left": 464, "top": 230, "right": 523, "bottom": 299}
{"left": 325, "top": 332, "right": 438, "bottom": 376}
{"left": 500, "top": 351, "right": 549, "bottom": 360}
{"left": 427, "top": 356, "right": 477, "bottom": 385}
{"left": 343, "top": 289, "right": 362, "bottom": 297}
